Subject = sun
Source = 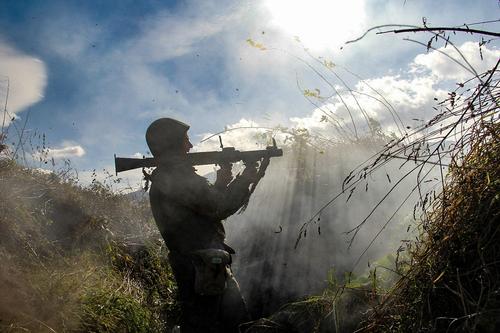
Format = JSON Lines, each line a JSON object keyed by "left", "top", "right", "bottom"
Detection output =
{"left": 264, "top": 0, "right": 367, "bottom": 51}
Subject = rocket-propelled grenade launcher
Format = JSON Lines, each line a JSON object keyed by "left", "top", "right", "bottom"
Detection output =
{"left": 114, "top": 138, "right": 283, "bottom": 175}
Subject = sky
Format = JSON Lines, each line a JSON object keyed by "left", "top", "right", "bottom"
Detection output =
{"left": 0, "top": 0, "right": 499, "bottom": 189}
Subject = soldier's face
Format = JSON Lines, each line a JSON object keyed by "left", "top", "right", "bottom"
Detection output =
{"left": 182, "top": 132, "right": 193, "bottom": 154}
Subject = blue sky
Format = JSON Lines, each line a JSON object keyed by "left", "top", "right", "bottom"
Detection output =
{"left": 0, "top": 0, "right": 498, "bottom": 189}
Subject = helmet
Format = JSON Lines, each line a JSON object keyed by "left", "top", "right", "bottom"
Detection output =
{"left": 146, "top": 118, "right": 190, "bottom": 157}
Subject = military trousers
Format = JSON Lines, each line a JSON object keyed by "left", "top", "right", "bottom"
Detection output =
{"left": 169, "top": 252, "right": 250, "bottom": 333}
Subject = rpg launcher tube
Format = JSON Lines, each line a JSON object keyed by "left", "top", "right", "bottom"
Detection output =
{"left": 114, "top": 146, "right": 283, "bottom": 174}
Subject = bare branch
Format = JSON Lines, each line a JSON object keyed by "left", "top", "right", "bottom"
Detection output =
{"left": 378, "top": 27, "right": 500, "bottom": 38}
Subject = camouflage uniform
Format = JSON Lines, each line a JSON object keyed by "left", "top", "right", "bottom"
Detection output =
{"left": 149, "top": 159, "right": 256, "bottom": 333}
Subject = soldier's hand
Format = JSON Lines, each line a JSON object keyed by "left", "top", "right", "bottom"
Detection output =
{"left": 241, "top": 159, "right": 259, "bottom": 182}
{"left": 215, "top": 162, "right": 233, "bottom": 187}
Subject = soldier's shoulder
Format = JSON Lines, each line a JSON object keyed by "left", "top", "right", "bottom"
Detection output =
{"left": 150, "top": 167, "right": 173, "bottom": 185}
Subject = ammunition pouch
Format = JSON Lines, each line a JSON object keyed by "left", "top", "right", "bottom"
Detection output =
{"left": 191, "top": 249, "right": 231, "bottom": 296}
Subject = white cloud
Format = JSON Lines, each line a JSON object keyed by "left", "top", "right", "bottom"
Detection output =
{"left": 0, "top": 41, "right": 47, "bottom": 125}
{"left": 44, "top": 144, "right": 86, "bottom": 159}
{"left": 413, "top": 41, "right": 500, "bottom": 82}
{"left": 359, "top": 75, "right": 440, "bottom": 109}
{"left": 285, "top": 72, "right": 448, "bottom": 140}
{"left": 290, "top": 108, "right": 329, "bottom": 131}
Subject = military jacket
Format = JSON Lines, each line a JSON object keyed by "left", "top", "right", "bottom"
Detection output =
{"left": 149, "top": 162, "right": 253, "bottom": 254}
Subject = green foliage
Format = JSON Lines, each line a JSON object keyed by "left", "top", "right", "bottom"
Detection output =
{"left": 81, "top": 284, "right": 157, "bottom": 333}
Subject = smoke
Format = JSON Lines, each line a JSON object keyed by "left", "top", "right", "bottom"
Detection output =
{"left": 222, "top": 139, "right": 435, "bottom": 317}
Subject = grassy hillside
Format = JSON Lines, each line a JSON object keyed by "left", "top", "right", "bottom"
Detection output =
{"left": 0, "top": 159, "right": 178, "bottom": 332}
{"left": 361, "top": 122, "right": 500, "bottom": 332}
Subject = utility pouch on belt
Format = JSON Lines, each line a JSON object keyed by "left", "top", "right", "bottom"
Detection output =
{"left": 191, "top": 249, "right": 231, "bottom": 296}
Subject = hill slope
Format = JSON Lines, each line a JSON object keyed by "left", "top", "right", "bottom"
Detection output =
{"left": 0, "top": 159, "right": 178, "bottom": 332}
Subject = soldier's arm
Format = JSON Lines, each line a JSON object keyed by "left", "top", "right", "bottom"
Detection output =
{"left": 213, "top": 163, "right": 258, "bottom": 218}
{"left": 153, "top": 165, "right": 259, "bottom": 220}
{"left": 209, "top": 159, "right": 271, "bottom": 218}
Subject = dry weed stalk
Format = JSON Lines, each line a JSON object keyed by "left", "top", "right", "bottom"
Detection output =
{"left": 361, "top": 92, "right": 499, "bottom": 332}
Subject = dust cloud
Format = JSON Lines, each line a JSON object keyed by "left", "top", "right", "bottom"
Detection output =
{"left": 224, "top": 140, "right": 436, "bottom": 317}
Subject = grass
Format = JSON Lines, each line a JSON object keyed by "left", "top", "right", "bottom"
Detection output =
{"left": 360, "top": 117, "right": 500, "bottom": 331}
{"left": 0, "top": 159, "right": 178, "bottom": 332}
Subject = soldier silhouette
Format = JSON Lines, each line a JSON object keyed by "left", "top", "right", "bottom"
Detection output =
{"left": 146, "top": 118, "right": 269, "bottom": 333}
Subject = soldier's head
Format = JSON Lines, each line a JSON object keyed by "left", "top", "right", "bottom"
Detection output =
{"left": 146, "top": 118, "right": 193, "bottom": 157}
